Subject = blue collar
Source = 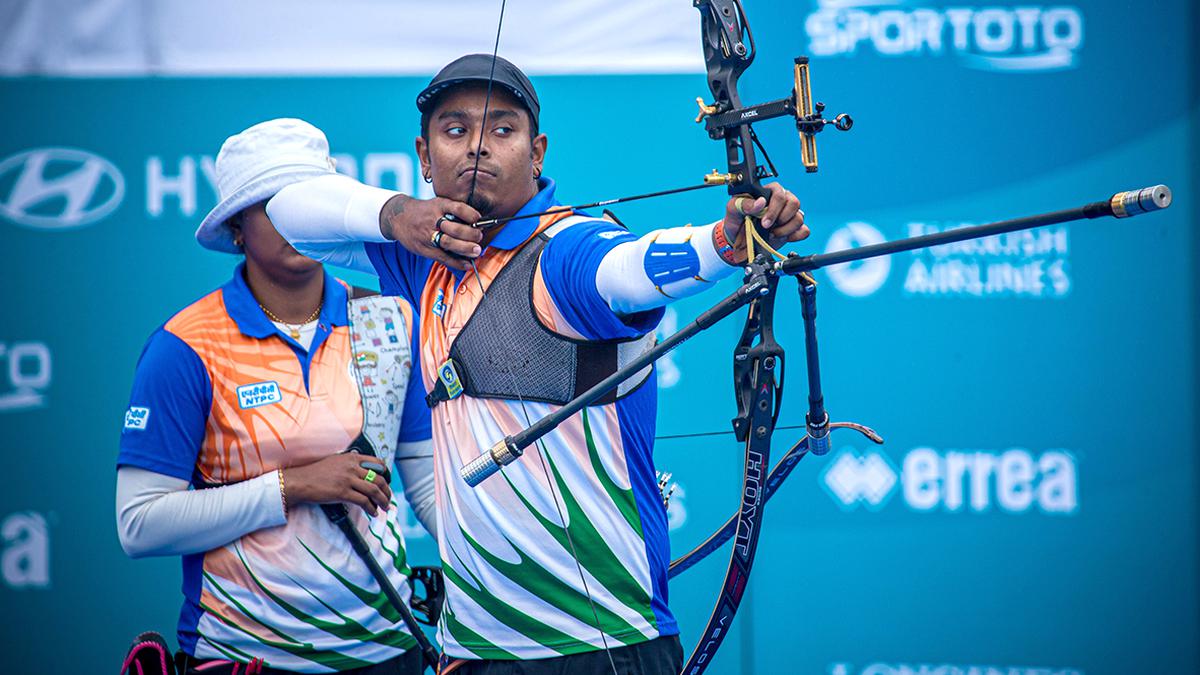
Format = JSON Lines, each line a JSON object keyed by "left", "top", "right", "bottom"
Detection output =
{"left": 222, "top": 263, "right": 349, "bottom": 339}
{"left": 486, "top": 177, "right": 560, "bottom": 251}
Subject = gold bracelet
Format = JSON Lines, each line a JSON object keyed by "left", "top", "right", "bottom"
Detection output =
{"left": 277, "top": 469, "right": 288, "bottom": 518}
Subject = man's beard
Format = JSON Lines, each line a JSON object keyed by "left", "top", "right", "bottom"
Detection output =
{"left": 466, "top": 192, "right": 497, "bottom": 220}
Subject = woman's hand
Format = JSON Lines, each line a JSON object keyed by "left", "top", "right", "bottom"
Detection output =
{"left": 282, "top": 453, "right": 393, "bottom": 517}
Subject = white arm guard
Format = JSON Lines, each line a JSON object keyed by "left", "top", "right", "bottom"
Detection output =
{"left": 266, "top": 174, "right": 398, "bottom": 274}
{"left": 596, "top": 222, "right": 738, "bottom": 315}
{"left": 116, "top": 466, "right": 286, "bottom": 558}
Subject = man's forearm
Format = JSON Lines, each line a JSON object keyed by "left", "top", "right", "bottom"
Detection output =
{"left": 378, "top": 194, "right": 412, "bottom": 242}
{"left": 596, "top": 222, "right": 739, "bottom": 315}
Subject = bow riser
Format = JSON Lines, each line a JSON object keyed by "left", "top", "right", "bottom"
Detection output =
{"left": 696, "top": 0, "right": 768, "bottom": 200}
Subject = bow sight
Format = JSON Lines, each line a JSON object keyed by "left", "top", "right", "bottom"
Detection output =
{"left": 695, "top": 56, "right": 853, "bottom": 174}
{"left": 694, "top": 0, "right": 853, "bottom": 194}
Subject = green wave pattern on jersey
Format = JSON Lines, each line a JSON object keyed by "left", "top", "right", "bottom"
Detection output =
{"left": 444, "top": 410, "right": 660, "bottom": 656}
{"left": 197, "top": 536, "right": 417, "bottom": 671}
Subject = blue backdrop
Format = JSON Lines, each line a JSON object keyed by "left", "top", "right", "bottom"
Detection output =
{"left": 0, "top": 1, "right": 1197, "bottom": 673}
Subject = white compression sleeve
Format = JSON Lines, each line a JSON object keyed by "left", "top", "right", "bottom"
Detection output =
{"left": 595, "top": 222, "right": 738, "bottom": 315}
{"left": 266, "top": 174, "right": 399, "bottom": 274}
{"left": 395, "top": 440, "right": 436, "bottom": 538}
{"left": 115, "top": 466, "right": 286, "bottom": 558}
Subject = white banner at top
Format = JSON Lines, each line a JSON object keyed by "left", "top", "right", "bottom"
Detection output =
{"left": 0, "top": 0, "right": 704, "bottom": 76}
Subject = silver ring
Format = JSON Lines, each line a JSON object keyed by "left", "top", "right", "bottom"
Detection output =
{"left": 430, "top": 230, "right": 445, "bottom": 249}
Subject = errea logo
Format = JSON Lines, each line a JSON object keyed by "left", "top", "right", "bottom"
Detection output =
{"left": 236, "top": 381, "right": 283, "bottom": 409}
{"left": 822, "top": 446, "right": 1078, "bottom": 515}
{"left": 3, "top": 512, "right": 50, "bottom": 590}
{"left": 821, "top": 449, "right": 898, "bottom": 509}
{"left": 0, "top": 148, "right": 125, "bottom": 230}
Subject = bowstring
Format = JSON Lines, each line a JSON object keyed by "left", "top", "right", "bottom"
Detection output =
{"left": 463, "top": 2, "right": 620, "bottom": 673}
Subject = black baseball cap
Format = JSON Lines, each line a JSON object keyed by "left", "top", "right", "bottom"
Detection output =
{"left": 416, "top": 54, "right": 540, "bottom": 123}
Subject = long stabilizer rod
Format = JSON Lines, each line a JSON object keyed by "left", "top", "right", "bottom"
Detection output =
{"left": 778, "top": 185, "right": 1171, "bottom": 276}
{"left": 460, "top": 185, "right": 1172, "bottom": 487}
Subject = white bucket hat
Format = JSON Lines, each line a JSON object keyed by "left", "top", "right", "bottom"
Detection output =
{"left": 195, "top": 118, "right": 337, "bottom": 253}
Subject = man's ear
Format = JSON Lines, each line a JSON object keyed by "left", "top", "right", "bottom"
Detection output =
{"left": 415, "top": 136, "right": 432, "bottom": 181}
{"left": 531, "top": 133, "right": 548, "bottom": 178}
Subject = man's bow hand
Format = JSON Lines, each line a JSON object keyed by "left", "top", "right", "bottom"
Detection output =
{"left": 720, "top": 183, "right": 808, "bottom": 262}
{"left": 379, "top": 195, "right": 484, "bottom": 271}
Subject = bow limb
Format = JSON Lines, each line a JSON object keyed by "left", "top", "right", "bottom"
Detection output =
{"left": 668, "top": 436, "right": 808, "bottom": 580}
{"left": 668, "top": 422, "right": 883, "bottom": 579}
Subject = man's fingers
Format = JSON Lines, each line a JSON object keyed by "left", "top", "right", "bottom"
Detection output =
{"left": 437, "top": 216, "right": 483, "bottom": 244}
{"left": 772, "top": 199, "right": 803, "bottom": 235}
{"left": 772, "top": 220, "right": 810, "bottom": 242}
{"left": 727, "top": 196, "right": 765, "bottom": 221}
{"left": 759, "top": 184, "right": 793, "bottom": 228}
{"left": 435, "top": 232, "right": 483, "bottom": 259}
{"left": 438, "top": 199, "right": 482, "bottom": 229}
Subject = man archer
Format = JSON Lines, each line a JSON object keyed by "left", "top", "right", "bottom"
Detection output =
{"left": 266, "top": 54, "right": 806, "bottom": 674}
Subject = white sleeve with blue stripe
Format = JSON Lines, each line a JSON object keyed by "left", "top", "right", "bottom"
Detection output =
{"left": 595, "top": 221, "right": 738, "bottom": 315}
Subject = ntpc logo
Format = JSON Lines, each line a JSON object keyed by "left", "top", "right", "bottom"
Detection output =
{"left": 805, "top": 2, "right": 1085, "bottom": 72}
{"left": 0, "top": 342, "right": 52, "bottom": 412}
{"left": 0, "top": 148, "right": 125, "bottom": 229}
{"left": 822, "top": 447, "right": 1078, "bottom": 514}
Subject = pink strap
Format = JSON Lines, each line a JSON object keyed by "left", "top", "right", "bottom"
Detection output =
{"left": 119, "top": 641, "right": 169, "bottom": 675}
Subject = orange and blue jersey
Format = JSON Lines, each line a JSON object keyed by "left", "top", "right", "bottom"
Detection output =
{"left": 364, "top": 178, "right": 678, "bottom": 660}
{"left": 117, "top": 265, "right": 429, "bottom": 672}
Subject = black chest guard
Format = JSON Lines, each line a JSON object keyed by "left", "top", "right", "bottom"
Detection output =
{"left": 426, "top": 217, "right": 657, "bottom": 408}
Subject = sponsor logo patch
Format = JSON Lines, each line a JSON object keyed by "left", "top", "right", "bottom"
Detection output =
{"left": 123, "top": 406, "right": 151, "bottom": 430}
{"left": 236, "top": 381, "right": 283, "bottom": 409}
{"left": 432, "top": 288, "right": 447, "bottom": 318}
{"left": 438, "top": 361, "right": 464, "bottom": 400}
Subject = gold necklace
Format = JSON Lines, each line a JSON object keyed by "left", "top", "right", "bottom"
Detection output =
{"left": 258, "top": 302, "right": 321, "bottom": 339}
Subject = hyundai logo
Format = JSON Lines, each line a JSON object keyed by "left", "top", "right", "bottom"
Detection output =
{"left": 0, "top": 148, "right": 125, "bottom": 230}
